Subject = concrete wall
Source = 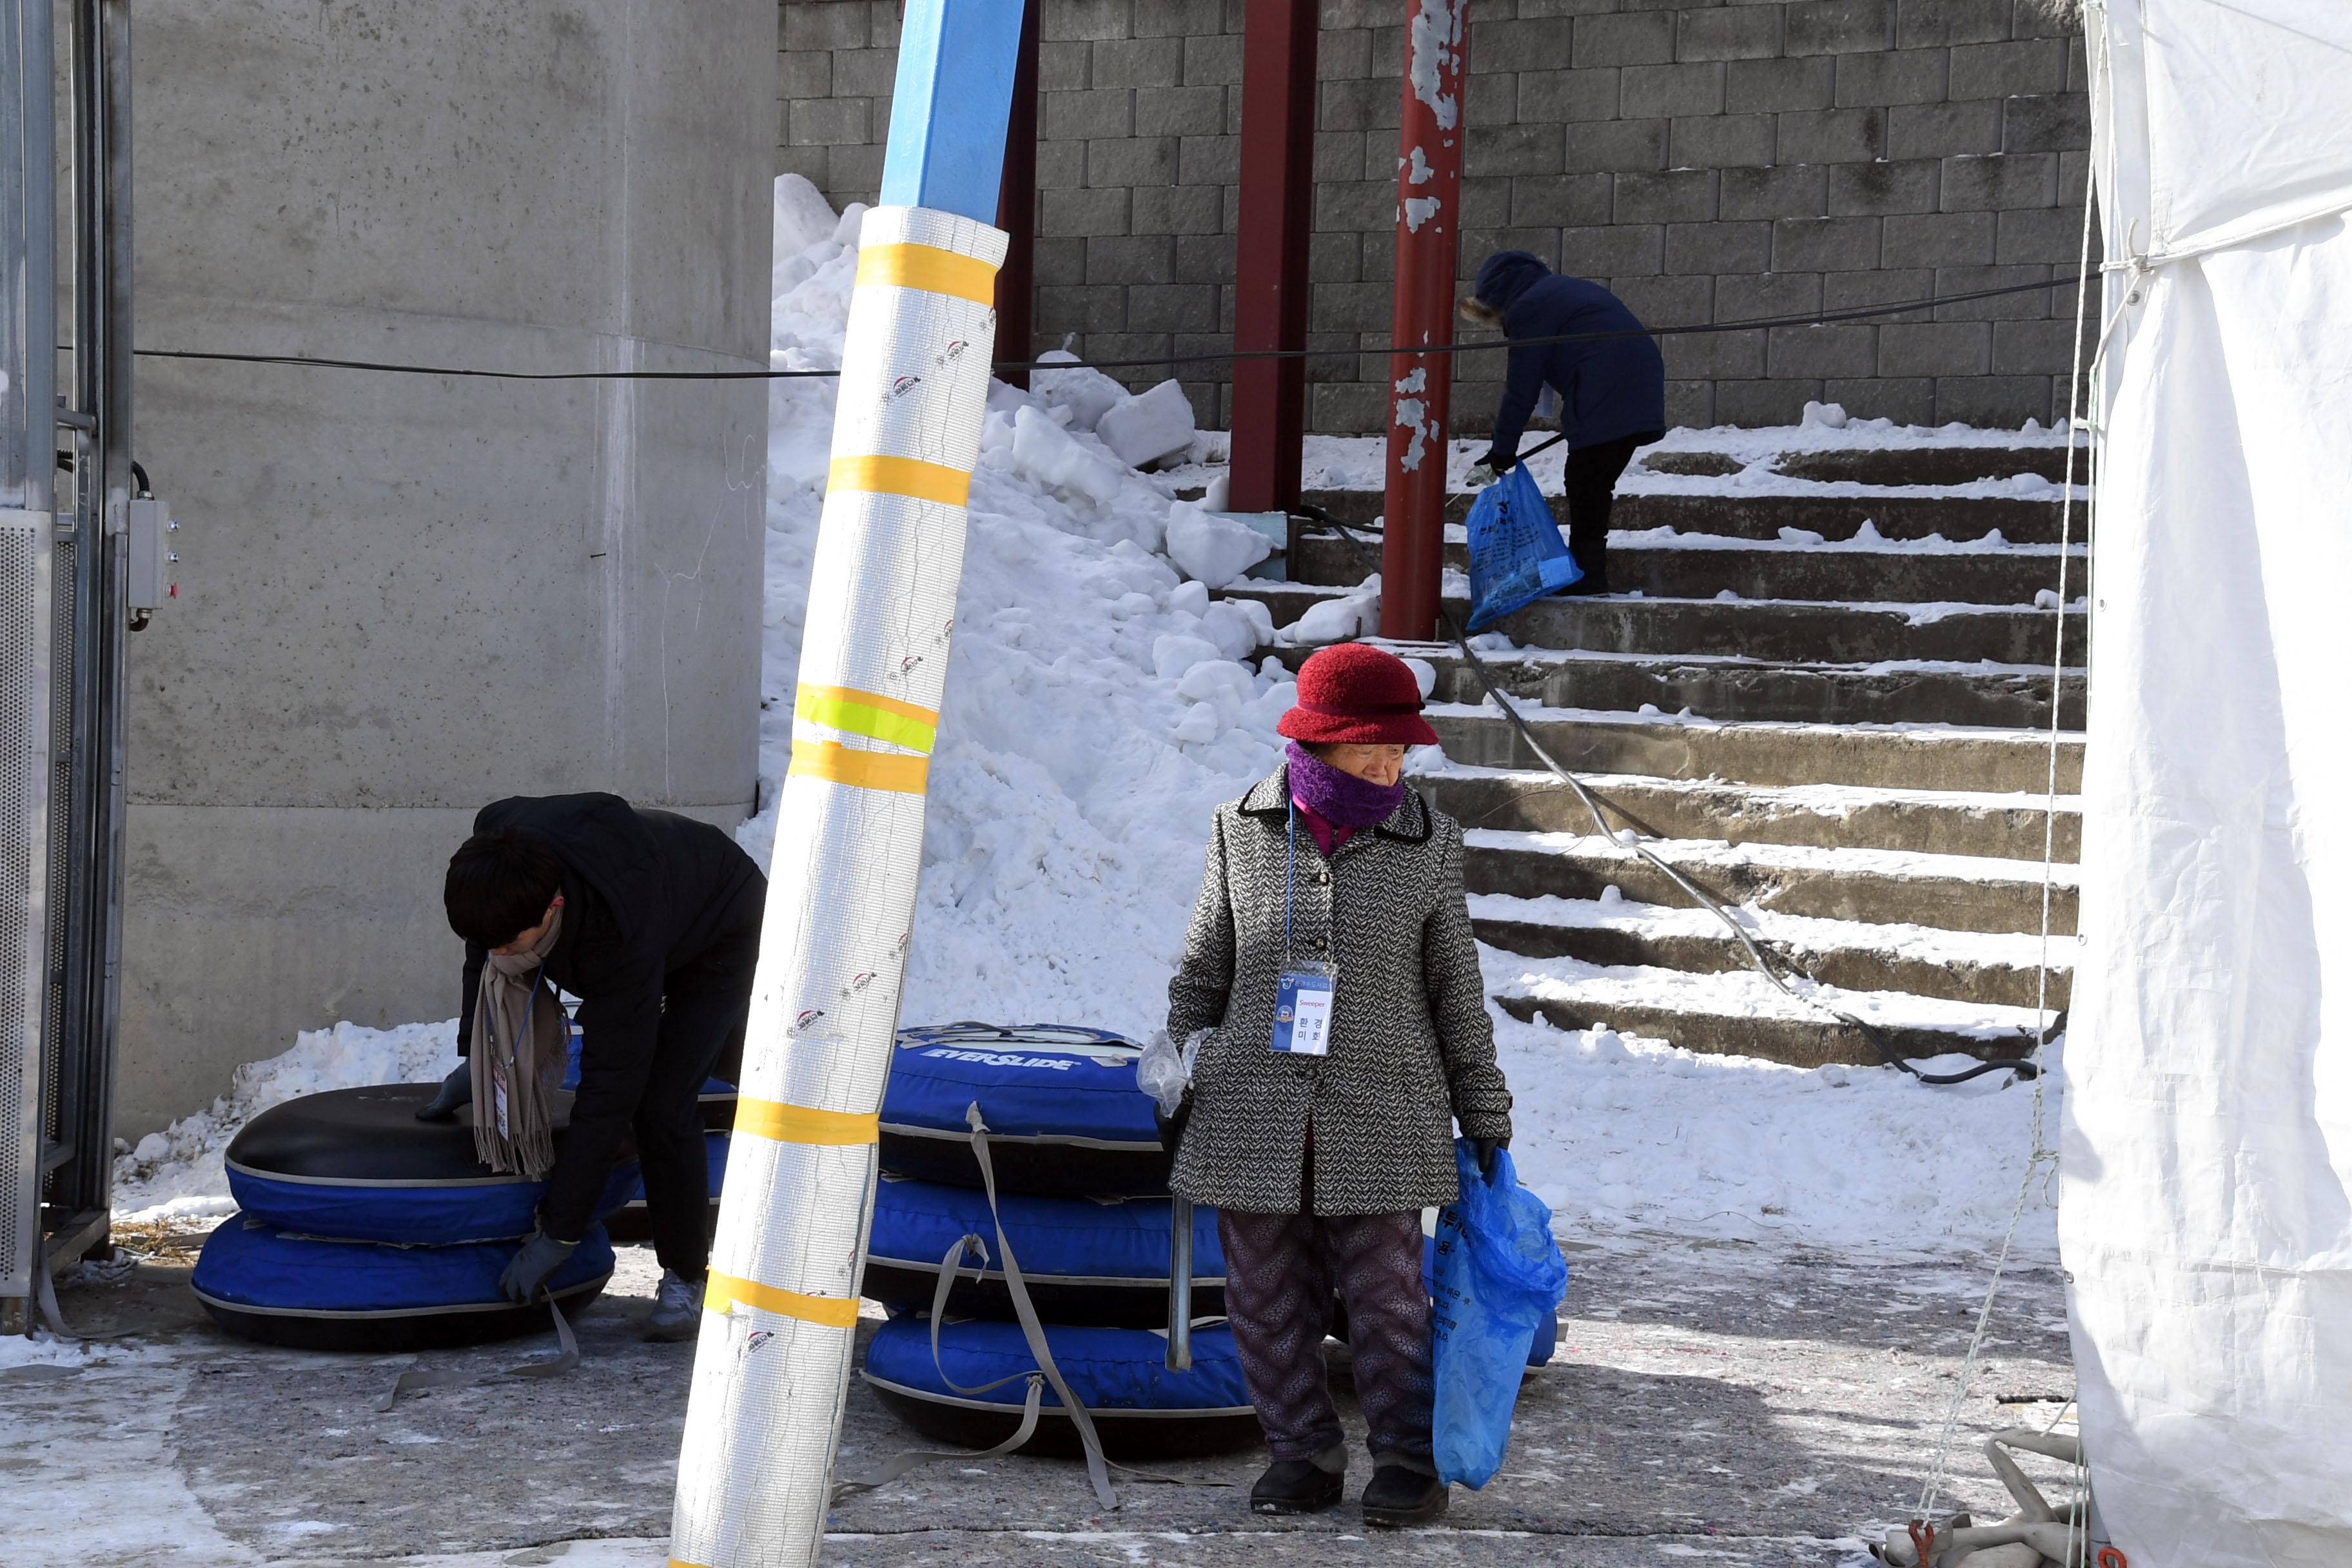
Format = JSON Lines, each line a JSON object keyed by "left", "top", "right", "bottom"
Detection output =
{"left": 118, "top": 1, "right": 777, "bottom": 1133}
{"left": 779, "top": 0, "right": 2090, "bottom": 433}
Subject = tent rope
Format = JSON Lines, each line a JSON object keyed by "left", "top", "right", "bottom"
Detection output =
{"left": 1910, "top": 10, "right": 2118, "bottom": 1529}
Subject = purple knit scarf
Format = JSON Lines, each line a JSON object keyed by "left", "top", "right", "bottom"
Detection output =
{"left": 1286, "top": 741, "right": 1406, "bottom": 830}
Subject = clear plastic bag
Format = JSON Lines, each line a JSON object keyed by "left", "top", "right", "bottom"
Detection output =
{"left": 1430, "top": 1139, "right": 1571, "bottom": 1489}
{"left": 1135, "top": 1029, "right": 1190, "bottom": 1119}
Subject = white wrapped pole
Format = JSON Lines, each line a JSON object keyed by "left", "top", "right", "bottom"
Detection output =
{"left": 669, "top": 6, "right": 1023, "bottom": 1563}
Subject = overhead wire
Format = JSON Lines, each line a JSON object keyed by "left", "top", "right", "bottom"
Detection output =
{"left": 130, "top": 273, "right": 2088, "bottom": 384}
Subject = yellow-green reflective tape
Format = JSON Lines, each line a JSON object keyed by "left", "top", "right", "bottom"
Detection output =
{"left": 794, "top": 683, "right": 937, "bottom": 754}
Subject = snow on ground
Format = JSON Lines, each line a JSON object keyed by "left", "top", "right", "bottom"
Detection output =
{"left": 108, "top": 178, "right": 2057, "bottom": 1265}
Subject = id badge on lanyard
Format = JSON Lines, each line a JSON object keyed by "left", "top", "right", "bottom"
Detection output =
{"left": 1272, "top": 961, "right": 1335, "bottom": 1056}
{"left": 1273, "top": 798, "right": 1336, "bottom": 1057}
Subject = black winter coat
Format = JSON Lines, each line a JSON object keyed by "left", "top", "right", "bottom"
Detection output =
{"left": 1475, "top": 250, "right": 1666, "bottom": 465}
{"left": 456, "top": 793, "right": 763, "bottom": 1241}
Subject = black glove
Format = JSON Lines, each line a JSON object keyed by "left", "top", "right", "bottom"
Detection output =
{"left": 1479, "top": 447, "right": 1514, "bottom": 476}
{"left": 1473, "top": 1137, "right": 1509, "bottom": 1179}
{"left": 498, "top": 1230, "right": 579, "bottom": 1303}
{"left": 415, "top": 1062, "right": 473, "bottom": 1122}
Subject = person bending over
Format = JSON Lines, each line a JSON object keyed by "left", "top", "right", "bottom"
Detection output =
{"left": 424, "top": 792, "right": 765, "bottom": 1340}
{"left": 1167, "top": 642, "right": 1514, "bottom": 1527}
{"left": 1462, "top": 250, "right": 1666, "bottom": 596}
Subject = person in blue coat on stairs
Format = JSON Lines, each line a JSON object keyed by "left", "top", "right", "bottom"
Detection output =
{"left": 1460, "top": 251, "right": 1666, "bottom": 596}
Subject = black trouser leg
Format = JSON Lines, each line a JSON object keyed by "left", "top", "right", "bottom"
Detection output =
{"left": 636, "top": 876, "right": 763, "bottom": 1279}
{"left": 1560, "top": 431, "right": 1659, "bottom": 594}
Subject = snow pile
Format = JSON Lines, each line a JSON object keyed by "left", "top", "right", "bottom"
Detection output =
{"left": 1500, "top": 1014, "right": 2057, "bottom": 1259}
{"left": 110, "top": 1021, "right": 457, "bottom": 1225}
{"left": 738, "top": 186, "right": 1295, "bottom": 1037}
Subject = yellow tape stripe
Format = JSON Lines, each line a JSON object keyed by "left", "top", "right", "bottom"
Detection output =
{"left": 794, "top": 683, "right": 939, "bottom": 754}
{"left": 703, "top": 1271, "right": 861, "bottom": 1329}
{"left": 855, "top": 242, "right": 1001, "bottom": 306}
{"left": 787, "top": 740, "right": 930, "bottom": 796}
{"left": 733, "top": 1097, "right": 879, "bottom": 1146}
{"left": 827, "top": 454, "right": 972, "bottom": 508}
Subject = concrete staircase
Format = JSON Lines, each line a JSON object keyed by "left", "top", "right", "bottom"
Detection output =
{"left": 1221, "top": 442, "right": 2084, "bottom": 1070}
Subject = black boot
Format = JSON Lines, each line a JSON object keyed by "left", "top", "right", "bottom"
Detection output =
{"left": 1250, "top": 1458, "right": 1345, "bottom": 1515}
{"left": 1361, "top": 1464, "right": 1449, "bottom": 1527}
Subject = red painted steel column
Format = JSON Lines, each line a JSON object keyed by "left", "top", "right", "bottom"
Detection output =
{"left": 993, "top": 0, "right": 1042, "bottom": 387}
{"left": 1379, "top": 0, "right": 1471, "bottom": 642}
{"left": 1229, "top": 0, "right": 1319, "bottom": 514}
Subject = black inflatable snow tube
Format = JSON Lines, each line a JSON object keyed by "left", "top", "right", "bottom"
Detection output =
{"left": 223, "top": 1084, "right": 640, "bottom": 1246}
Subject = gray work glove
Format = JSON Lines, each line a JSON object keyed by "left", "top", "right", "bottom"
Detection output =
{"left": 415, "top": 1062, "right": 473, "bottom": 1122}
{"left": 498, "top": 1230, "right": 579, "bottom": 1303}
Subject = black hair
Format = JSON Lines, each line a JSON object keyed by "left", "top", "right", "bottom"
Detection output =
{"left": 444, "top": 828, "right": 566, "bottom": 948}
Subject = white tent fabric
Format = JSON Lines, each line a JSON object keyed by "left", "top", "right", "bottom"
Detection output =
{"left": 2064, "top": 3, "right": 2352, "bottom": 1563}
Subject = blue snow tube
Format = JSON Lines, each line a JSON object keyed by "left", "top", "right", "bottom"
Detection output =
{"left": 863, "top": 1175, "right": 1224, "bottom": 1329}
{"left": 191, "top": 1214, "right": 616, "bottom": 1352}
{"left": 881, "top": 1024, "right": 1166, "bottom": 1195}
{"left": 224, "top": 1084, "right": 641, "bottom": 1246}
{"left": 861, "top": 1316, "right": 1259, "bottom": 1461}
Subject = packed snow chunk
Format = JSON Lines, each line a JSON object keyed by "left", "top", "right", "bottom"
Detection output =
{"left": 1200, "top": 598, "right": 1275, "bottom": 662}
{"left": 1401, "top": 656, "right": 1436, "bottom": 698}
{"left": 1280, "top": 588, "right": 1378, "bottom": 646}
{"left": 1097, "top": 380, "right": 1199, "bottom": 470}
{"left": 833, "top": 201, "right": 870, "bottom": 248}
{"left": 1177, "top": 658, "right": 1255, "bottom": 707}
{"left": 1031, "top": 351, "right": 1130, "bottom": 433}
{"left": 1165, "top": 506, "right": 1275, "bottom": 589}
{"left": 1152, "top": 632, "right": 1225, "bottom": 680}
{"left": 1172, "top": 703, "right": 1224, "bottom": 745}
{"left": 1012, "top": 404, "right": 1122, "bottom": 505}
{"left": 1167, "top": 579, "right": 1210, "bottom": 618}
{"left": 1201, "top": 473, "right": 1232, "bottom": 511}
{"left": 772, "top": 175, "right": 839, "bottom": 264}
{"left": 1800, "top": 400, "right": 1850, "bottom": 429}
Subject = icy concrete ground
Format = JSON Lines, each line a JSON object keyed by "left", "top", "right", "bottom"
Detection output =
{"left": 10, "top": 1231, "right": 2076, "bottom": 1568}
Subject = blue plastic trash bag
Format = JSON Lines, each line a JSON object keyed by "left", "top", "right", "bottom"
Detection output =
{"left": 1431, "top": 1139, "right": 1571, "bottom": 1489}
{"left": 1464, "top": 460, "right": 1580, "bottom": 632}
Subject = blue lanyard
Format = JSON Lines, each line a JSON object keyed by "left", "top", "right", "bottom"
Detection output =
{"left": 1285, "top": 796, "right": 1297, "bottom": 959}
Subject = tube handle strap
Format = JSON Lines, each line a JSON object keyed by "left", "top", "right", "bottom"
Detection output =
{"left": 375, "top": 1296, "right": 582, "bottom": 1411}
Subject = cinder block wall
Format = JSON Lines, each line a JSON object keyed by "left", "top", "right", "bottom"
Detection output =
{"left": 780, "top": 0, "right": 2090, "bottom": 433}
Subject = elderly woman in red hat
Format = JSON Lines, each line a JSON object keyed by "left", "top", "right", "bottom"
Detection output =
{"left": 1166, "top": 642, "right": 1513, "bottom": 1527}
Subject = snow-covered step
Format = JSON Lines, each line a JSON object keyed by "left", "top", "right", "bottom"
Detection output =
{"left": 1403, "top": 644, "right": 2082, "bottom": 730}
{"left": 1469, "top": 890, "right": 2075, "bottom": 1010}
{"left": 1418, "top": 763, "right": 2081, "bottom": 863}
{"left": 1462, "top": 828, "right": 2079, "bottom": 937}
{"left": 1484, "top": 948, "right": 2053, "bottom": 1069}
{"left": 1769, "top": 446, "right": 2081, "bottom": 487}
{"left": 1230, "top": 581, "right": 2076, "bottom": 667}
{"left": 1299, "top": 486, "right": 2074, "bottom": 545}
{"left": 1420, "top": 701, "right": 2082, "bottom": 795}
{"left": 1287, "top": 527, "right": 2082, "bottom": 607}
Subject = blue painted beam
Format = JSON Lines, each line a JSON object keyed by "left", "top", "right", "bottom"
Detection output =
{"left": 879, "top": 0, "right": 1026, "bottom": 222}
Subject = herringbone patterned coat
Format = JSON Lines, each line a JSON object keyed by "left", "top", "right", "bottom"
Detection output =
{"left": 1167, "top": 769, "right": 1513, "bottom": 1215}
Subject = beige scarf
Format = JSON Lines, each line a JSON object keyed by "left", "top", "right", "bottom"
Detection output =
{"left": 469, "top": 906, "right": 567, "bottom": 1177}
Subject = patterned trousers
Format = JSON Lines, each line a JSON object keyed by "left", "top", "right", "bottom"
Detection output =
{"left": 1216, "top": 1180, "right": 1435, "bottom": 1472}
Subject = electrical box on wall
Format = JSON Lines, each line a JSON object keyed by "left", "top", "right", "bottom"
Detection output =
{"left": 126, "top": 496, "right": 177, "bottom": 614}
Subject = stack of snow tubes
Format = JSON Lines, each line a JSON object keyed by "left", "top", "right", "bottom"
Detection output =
{"left": 859, "top": 1024, "right": 1259, "bottom": 1461}
{"left": 191, "top": 1063, "right": 637, "bottom": 1351}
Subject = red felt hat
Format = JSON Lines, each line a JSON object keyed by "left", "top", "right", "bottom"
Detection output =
{"left": 1277, "top": 642, "right": 1440, "bottom": 747}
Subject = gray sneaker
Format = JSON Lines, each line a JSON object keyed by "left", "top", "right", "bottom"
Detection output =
{"left": 647, "top": 1269, "right": 704, "bottom": 1342}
